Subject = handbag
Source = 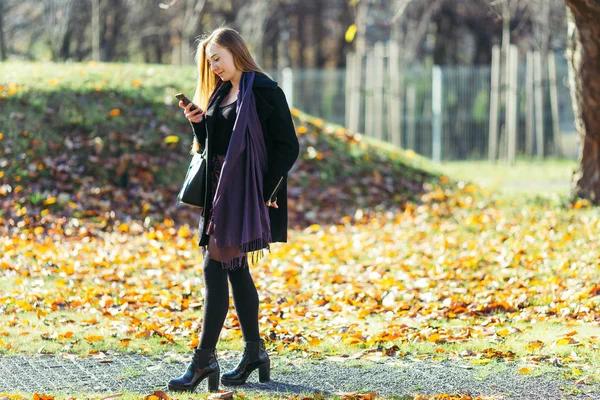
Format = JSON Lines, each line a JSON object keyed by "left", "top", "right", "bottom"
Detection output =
{"left": 176, "top": 148, "right": 207, "bottom": 209}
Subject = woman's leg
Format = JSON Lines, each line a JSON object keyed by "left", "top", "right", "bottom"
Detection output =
{"left": 227, "top": 257, "right": 260, "bottom": 342}
{"left": 198, "top": 239, "right": 230, "bottom": 349}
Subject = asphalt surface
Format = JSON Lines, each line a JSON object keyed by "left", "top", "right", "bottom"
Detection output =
{"left": 0, "top": 352, "right": 598, "bottom": 399}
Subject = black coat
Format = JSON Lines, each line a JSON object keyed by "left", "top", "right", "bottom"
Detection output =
{"left": 190, "top": 71, "right": 300, "bottom": 247}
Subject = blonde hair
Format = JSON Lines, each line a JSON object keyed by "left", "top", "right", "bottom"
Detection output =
{"left": 190, "top": 27, "right": 265, "bottom": 154}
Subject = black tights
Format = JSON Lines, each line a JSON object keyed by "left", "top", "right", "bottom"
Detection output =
{"left": 198, "top": 254, "right": 260, "bottom": 349}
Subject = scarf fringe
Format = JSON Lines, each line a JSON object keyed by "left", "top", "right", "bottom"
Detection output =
{"left": 200, "top": 229, "right": 272, "bottom": 272}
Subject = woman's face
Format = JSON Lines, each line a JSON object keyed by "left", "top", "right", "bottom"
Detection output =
{"left": 205, "top": 42, "right": 238, "bottom": 81}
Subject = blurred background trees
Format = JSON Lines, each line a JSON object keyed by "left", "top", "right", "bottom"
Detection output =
{"left": 0, "top": 0, "right": 568, "bottom": 68}
{"left": 2, "top": 0, "right": 599, "bottom": 203}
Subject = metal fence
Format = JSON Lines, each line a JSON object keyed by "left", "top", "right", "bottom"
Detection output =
{"left": 266, "top": 51, "right": 577, "bottom": 161}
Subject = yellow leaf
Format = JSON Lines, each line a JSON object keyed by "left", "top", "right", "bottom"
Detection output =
{"left": 307, "top": 224, "right": 321, "bottom": 232}
{"left": 164, "top": 135, "right": 180, "bottom": 144}
{"left": 132, "top": 79, "right": 143, "bottom": 87}
{"left": 16, "top": 300, "right": 34, "bottom": 311}
{"left": 526, "top": 340, "right": 544, "bottom": 351}
{"left": 472, "top": 359, "right": 492, "bottom": 364}
{"left": 345, "top": 24, "right": 358, "bottom": 42}
{"left": 343, "top": 337, "right": 363, "bottom": 345}
{"left": 177, "top": 225, "right": 191, "bottom": 238}
{"left": 427, "top": 333, "right": 442, "bottom": 343}
{"left": 309, "top": 337, "right": 322, "bottom": 347}
{"left": 43, "top": 197, "right": 56, "bottom": 205}
{"left": 497, "top": 328, "right": 509, "bottom": 337}
{"left": 556, "top": 337, "right": 576, "bottom": 346}
{"left": 519, "top": 367, "right": 531, "bottom": 374}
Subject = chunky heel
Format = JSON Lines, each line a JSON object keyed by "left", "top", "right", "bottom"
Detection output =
{"left": 221, "top": 338, "right": 271, "bottom": 386}
{"left": 167, "top": 347, "right": 220, "bottom": 393}
{"left": 208, "top": 370, "right": 220, "bottom": 392}
{"left": 258, "top": 360, "right": 270, "bottom": 382}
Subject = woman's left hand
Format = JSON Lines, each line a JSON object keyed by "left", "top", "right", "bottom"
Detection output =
{"left": 266, "top": 200, "right": 278, "bottom": 208}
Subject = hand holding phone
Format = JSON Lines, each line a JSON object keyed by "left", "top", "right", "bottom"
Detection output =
{"left": 175, "top": 93, "right": 204, "bottom": 122}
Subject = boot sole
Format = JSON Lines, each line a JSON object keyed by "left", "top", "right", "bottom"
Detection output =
{"left": 168, "top": 370, "right": 220, "bottom": 392}
{"left": 221, "top": 361, "right": 270, "bottom": 385}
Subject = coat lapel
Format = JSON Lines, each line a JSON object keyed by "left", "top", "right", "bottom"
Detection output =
{"left": 205, "top": 73, "right": 276, "bottom": 143}
{"left": 254, "top": 89, "right": 274, "bottom": 124}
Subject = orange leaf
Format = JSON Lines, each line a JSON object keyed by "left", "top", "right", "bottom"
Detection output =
{"left": 33, "top": 394, "right": 55, "bottom": 400}
{"left": 84, "top": 335, "right": 104, "bottom": 343}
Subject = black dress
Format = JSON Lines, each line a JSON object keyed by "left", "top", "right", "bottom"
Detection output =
{"left": 203, "top": 99, "right": 237, "bottom": 236}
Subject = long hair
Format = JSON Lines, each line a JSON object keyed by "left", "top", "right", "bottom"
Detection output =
{"left": 190, "top": 27, "right": 265, "bottom": 154}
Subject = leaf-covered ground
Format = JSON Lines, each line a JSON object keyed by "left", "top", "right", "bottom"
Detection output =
{"left": 1, "top": 62, "right": 600, "bottom": 399}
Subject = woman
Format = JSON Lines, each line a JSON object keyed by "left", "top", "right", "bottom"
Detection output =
{"left": 168, "top": 27, "right": 300, "bottom": 393}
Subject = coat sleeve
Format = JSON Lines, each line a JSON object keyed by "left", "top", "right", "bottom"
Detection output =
{"left": 263, "top": 87, "right": 300, "bottom": 203}
{"left": 191, "top": 117, "right": 207, "bottom": 153}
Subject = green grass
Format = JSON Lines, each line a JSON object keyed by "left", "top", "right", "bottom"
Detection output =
{"left": 437, "top": 156, "right": 578, "bottom": 197}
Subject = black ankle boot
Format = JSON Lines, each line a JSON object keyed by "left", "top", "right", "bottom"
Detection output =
{"left": 221, "top": 338, "right": 270, "bottom": 385}
{"left": 168, "top": 347, "right": 220, "bottom": 392}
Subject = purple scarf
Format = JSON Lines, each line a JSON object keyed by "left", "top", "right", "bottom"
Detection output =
{"left": 209, "top": 71, "right": 272, "bottom": 270}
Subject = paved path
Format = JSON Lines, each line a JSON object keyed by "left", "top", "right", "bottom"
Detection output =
{"left": 0, "top": 352, "right": 598, "bottom": 399}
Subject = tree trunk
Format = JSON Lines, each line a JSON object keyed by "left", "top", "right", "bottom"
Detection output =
{"left": 91, "top": 0, "right": 100, "bottom": 62}
{"left": 565, "top": 0, "right": 600, "bottom": 203}
{"left": 0, "top": 0, "right": 6, "bottom": 61}
{"left": 101, "top": 0, "right": 127, "bottom": 62}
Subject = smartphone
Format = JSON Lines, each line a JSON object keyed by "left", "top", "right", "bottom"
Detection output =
{"left": 175, "top": 93, "right": 201, "bottom": 112}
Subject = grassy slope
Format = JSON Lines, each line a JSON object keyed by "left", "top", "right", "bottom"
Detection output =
{"left": 0, "top": 61, "right": 448, "bottom": 232}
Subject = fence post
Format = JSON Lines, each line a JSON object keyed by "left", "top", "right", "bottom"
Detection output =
{"left": 365, "top": 49, "right": 375, "bottom": 137}
{"left": 345, "top": 52, "right": 354, "bottom": 131}
{"left": 548, "top": 50, "right": 563, "bottom": 157}
{"left": 348, "top": 51, "right": 362, "bottom": 133}
{"left": 350, "top": 51, "right": 362, "bottom": 134}
{"left": 387, "top": 40, "right": 402, "bottom": 148}
{"left": 525, "top": 51, "right": 535, "bottom": 156}
{"left": 534, "top": 50, "right": 544, "bottom": 159}
{"left": 506, "top": 44, "right": 518, "bottom": 165}
{"left": 407, "top": 83, "right": 416, "bottom": 151}
{"left": 432, "top": 65, "right": 443, "bottom": 163}
{"left": 488, "top": 45, "right": 501, "bottom": 162}
{"left": 281, "top": 67, "right": 294, "bottom": 109}
{"left": 374, "top": 42, "right": 385, "bottom": 141}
